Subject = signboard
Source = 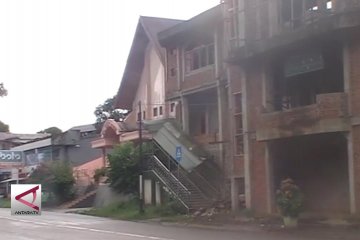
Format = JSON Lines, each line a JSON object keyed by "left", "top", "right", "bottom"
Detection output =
{"left": 0, "top": 150, "right": 24, "bottom": 164}
{"left": 175, "top": 146, "right": 182, "bottom": 163}
{"left": 284, "top": 51, "right": 324, "bottom": 78}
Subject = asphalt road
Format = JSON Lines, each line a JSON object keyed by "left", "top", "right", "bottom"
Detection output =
{"left": 0, "top": 208, "right": 358, "bottom": 240}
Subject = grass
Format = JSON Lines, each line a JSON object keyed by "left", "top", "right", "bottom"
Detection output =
{"left": 82, "top": 200, "right": 188, "bottom": 221}
{"left": 0, "top": 198, "right": 11, "bottom": 208}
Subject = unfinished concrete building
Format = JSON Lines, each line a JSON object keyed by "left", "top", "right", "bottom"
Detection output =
{"left": 223, "top": 0, "right": 360, "bottom": 216}
{"left": 158, "top": 5, "right": 230, "bottom": 190}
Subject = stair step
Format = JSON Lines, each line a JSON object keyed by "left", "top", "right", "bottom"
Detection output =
{"left": 58, "top": 190, "right": 97, "bottom": 209}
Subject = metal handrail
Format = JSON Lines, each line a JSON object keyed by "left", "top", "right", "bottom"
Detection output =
{"left": 146, "top": 155, "right": 192, "bottom": 207}
{"left": 151, "top": 155, "right": 191, "bottom": 196}
{"left": 152, "top": 140, "right": 219, "bottom": 197}
{"left": 147, "top": 169, "right": 190, "bottom": 212}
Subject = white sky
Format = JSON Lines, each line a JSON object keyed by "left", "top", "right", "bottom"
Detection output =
{"left": 0, "top": 0, "right": 219, "bottom": 134}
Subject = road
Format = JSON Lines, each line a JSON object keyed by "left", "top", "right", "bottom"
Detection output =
{"left": 0, "top": 208, "right": 358, "bottom": 240}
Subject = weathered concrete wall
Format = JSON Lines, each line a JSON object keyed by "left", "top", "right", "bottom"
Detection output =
{"left": 94, "top": 184, "right": 133, "bottom": 208}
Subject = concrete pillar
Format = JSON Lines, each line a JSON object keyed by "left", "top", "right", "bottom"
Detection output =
{"left": 181, "top": 96, "right": 190, "bottom": 134}
{"left": 268, "top": 0, "right": 279, "bottom": 37}
{"left": 155, "top": 182, "right": 162, "bottom": 206}
{"left": 217, "top": 82, "right": 227, "bottom": 198}
{"left": 214, "top": 27, "right": 222, "bottom": 79}
{"left": 144, "top": 179, "right": 153, "bottom": 205}
{"left": 241, "top": 68, "right": 252, "bottom": 209}
{"left": 347, "top": 132, "right": 357, "bottom": 214}
{"left": 265, "top": 142, "right": 275, "bottom": 214}
{"left": 177, "top": 47, "right": 182, "bottom": 89}
{"left": 231, "top": 177, "right": 240, "bottom": 211}
{"left": 101, "top": 148, "right": 106, "bottom": 167}
{"left": 343, "top": 39, "right": 357, "bottom": 214}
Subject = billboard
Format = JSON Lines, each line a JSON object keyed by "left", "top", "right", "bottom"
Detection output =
{"left": 0, "top": 150, "right": 24, "bottom": 164}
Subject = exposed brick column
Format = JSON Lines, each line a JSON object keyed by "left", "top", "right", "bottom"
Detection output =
{"left": 181, "top": 96, "right": 189, "bottom": 134}
{"left": 348, "top": 37, "right": 360, "bottom": 214}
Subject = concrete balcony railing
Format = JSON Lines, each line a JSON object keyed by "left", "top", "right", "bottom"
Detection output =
{"left": 91, "top": 138, "right": 116, "bottom": 149}
{"left": 257, "top": 92, "right": 349, "bottom": 140}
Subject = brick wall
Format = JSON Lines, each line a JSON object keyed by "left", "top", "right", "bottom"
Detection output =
{"left": 165, "top": 49, "right": 178, "bottom": 99}
{"left": 259, "top": 93, "right": 348, "bottom": 130}
{"left": 229, "top": 65, "right": 244, "bottom": 177}
{"left": 246, "top": 63, "right": 268, "bottom": 213}
{"left": 352, "top": 126, "right": 360, "bottom": 212}
{"left": 233, "top": 156, "right": 244, "bottom": 176}
{"left": 229, "top": 65, "right": 242, "bottom": 93}
{"left": 182, "top": 66, "right": 216, "bottom": 90}
{"left": 350, "top": 37, "right": 360, "bottom": 213}
{"left": 350, "top": 38, "right": 360, "bottom": 116}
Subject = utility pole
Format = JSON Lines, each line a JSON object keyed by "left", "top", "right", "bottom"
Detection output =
{"left": 138, "top": 101, "right": 144, "bottom": 214}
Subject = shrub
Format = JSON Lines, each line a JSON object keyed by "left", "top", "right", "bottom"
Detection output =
{"left": 276, "top": 178, "right": 304, "bottom": 218}
{"left": 107, "top": 142, "right": 153, "bottom": 193}
{"left": 94, "top": 167, "right": 107, "bottom": 183}
{"left": 27, "top": 161, "right": 75, "bottom": 203}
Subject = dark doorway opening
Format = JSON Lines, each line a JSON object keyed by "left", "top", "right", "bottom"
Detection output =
{"left": 271, "top": 133, "right": 349, "bottom": 215}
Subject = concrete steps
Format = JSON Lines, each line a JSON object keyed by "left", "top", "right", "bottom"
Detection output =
{"left": 58, "top": 190, "right": 97, "bottom": 209}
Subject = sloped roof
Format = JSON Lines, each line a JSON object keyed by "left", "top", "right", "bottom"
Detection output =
{"left": 69, "top": 124, "right": 96, "bottom": 133}
{"left": 158, "top": 5, "right": 221, "bottom": 47}
{"left": 114, "top": 16, "right": 182, "bottom": 110}
{"left": 0, "top": 132, "right": 50, "bottom": 142}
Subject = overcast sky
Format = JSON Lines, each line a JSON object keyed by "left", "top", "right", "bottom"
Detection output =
{"left": 0, "top": 0, "right": 219, "bottom": 133}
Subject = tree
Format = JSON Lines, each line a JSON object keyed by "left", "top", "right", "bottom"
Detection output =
{"left": 0, "top": 83, "right": 7, "bottom": 97}
{"left": 94, "top": 96, "right": 128, "bottom": 131}
{"left": 0, "top": 121, "right": 9, "bottom": 132}
{"left": 38, "top": 127, "right": 62, "bottom": 136}
{"left": 27, "top": 161, "right": 75, "bottom": 203}
{"left": 107, "top": 142, "right": 153, "bottom": 193}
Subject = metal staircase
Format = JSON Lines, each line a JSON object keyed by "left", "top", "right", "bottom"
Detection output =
{"left": 145, "top": 139, "right": 220, "bottom": 211}
{"left": 145, "top": 155, "right": 213, "bottom": 211}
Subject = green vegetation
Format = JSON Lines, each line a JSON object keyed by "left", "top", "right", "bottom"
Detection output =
{"left": 27, "top": 161, "right": 75, "bottom": 204}
{"left": 82, "top": 200, "right": 187, "bottom": 221}
{"left": 107, "top": 142, "right": 153, "bottom": 193}
{"left": 94, "top": 167, "right": 107, "bottom": 183}
{"left": 94, "top": 96, "right": 128, "bottom": 131}
{"left": 37, "top": 126, "right": 62, "bottom": 136}
{"left": 0, "top": 198, "right": 11, "bottom": 208}
{"left": 276, "top": 178, "right": 304, "bottom": 218}
{"left": 0, "top": 83, "right": 7, "bottom": 97}
{"left": 0, "top": 120, "right": 9, "bottom": 132}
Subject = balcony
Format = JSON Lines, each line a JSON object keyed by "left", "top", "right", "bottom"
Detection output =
{"left": 257, "top": 93, "right": 349, "bottom": 141}
{"left": 225, "top": 0, "right": 360, "bottom": 60}
{"left": 91, "top": 138, "right": 116, "bottom": 149}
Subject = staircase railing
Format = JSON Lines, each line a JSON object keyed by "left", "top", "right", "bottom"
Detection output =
{"left": 145, "top": 155, "right": 191, "bottom": 210}
{"left": 152, "top": 140, "right": 220, "bottom": 198}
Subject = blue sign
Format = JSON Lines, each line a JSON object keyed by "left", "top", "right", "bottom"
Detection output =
{"left": 175, "top": 146, "right": 182, "bottom": 162}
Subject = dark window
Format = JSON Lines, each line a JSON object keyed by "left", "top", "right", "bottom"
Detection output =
{"left": 235, "top": 135, "right": 244, "bottom": 155}
{"left": 153, "top": 108, "right": 158, "bottom": 117}
{"left": 208, "top": 45, "right": 215, "bottom": 65}
{"left": 185, "top": 44, "right": 215, "bottom": 73}
{"left": 143, "top": 111, "right": 146, "bottom": 120}
{"left": 159, "top": 106, "right": 163, "bottom": 115}
{"left": 234, "top": 93, "right": 242, "bottom": 114}
{"left": 170, "top": 103, "right": 176, "bottom": 112}
{"left": 170, "top": 48, "right": 177, "bottom": 55}
{"left": 235, "top": 115, "right": 243, "bottom": 134}
{"left": 170, "top": 68, "right": 177, "bottom": 77}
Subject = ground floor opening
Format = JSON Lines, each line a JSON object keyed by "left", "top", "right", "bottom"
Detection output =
{"left": 270, "top": 132, "right": 350, "bottom": 215}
